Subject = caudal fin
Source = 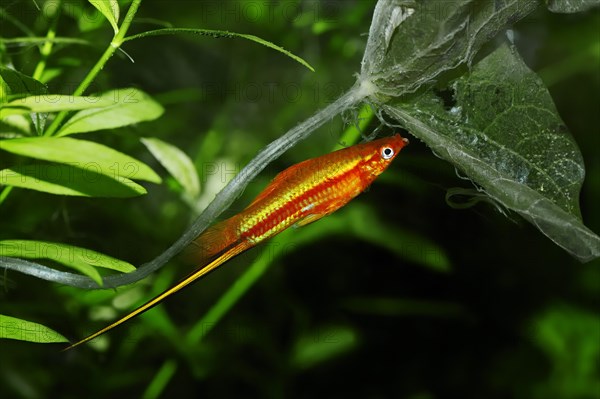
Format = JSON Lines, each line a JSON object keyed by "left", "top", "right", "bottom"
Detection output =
{"left": 63, "top": 239, "right": 251, "bottom": 351}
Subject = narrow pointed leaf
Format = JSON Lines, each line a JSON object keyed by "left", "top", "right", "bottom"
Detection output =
{"left": 0, "top": 240, "right": 135, "bottom": 274}
{"left": 57, "top": 88, "right": 164, "bottom": 136}
{"left": 89, "top": 0, "right": 120, "bottom": 34}
{"left": 0, "top": 314, "right": 68, "bottom": 343}
{"left": 0, "top": 163, "right": 147, "bottom": 198}
{"left": 0, "top": 93, "right": 115, "bottom": 118}
{"left": 0, "top": 137, "right": 161, "bottom": 183}
{"left": 124, "top": 28, "right": 314, "bottom": 72}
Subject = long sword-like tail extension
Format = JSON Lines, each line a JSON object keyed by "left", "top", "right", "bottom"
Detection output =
{"left": 63, "top": 241, "right": 250, "bottom": 351}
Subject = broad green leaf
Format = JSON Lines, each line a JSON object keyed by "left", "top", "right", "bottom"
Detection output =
{"left": 382, "top": 44, "right": 600, "bottom": 262}
{"left": 0, "top": 93, "right": 115, "bottom": 118}
{"left": 546, "top": 0, "right": 600, "bottom": 13}
{"left": 0, "top": 67, "right": 47, "bottom": 103}
{"left": 0, "top": 137, "right": 162, "bottom": 183}
{"left": 0, "top": 240, "right": 135, "bottom": 274}
{"left": 124, "top": 28, "right": 315, "bottom": 72}
{"left": 57, "top": 88, "right": 164, "bottom": 136}
{"left": 141, "top": 137, "right": 200, "bottom": 199}
{"left": 0, "top": 163, "right": 147, "bottom": 198}
{"left": 0, "top": 314, "right": 68, "bottom": 343}
{"left": 89, "top": 0, "right": 120, "bottom": 34}
{"left": 360, "top": 0, "right": 538, "bottom": 97}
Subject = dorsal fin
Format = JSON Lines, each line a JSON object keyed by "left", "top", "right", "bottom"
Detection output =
{"left": 245, "top": 158, "right": 313, "bottom": 209}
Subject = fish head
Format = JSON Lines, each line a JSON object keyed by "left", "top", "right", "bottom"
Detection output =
{"left": 359, "top": 133, "right": 409, "bottom": 181}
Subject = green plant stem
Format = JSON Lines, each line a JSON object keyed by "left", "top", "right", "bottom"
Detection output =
{"left": 43, "top": 0, "right": 143, "bottom": 136}
{"left": 32, "top": 1, "right": 61, "bottom": 81}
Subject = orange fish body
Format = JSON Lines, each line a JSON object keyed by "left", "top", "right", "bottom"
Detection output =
{"left": 65, "top": 134, "right": 408, "bottom": 350}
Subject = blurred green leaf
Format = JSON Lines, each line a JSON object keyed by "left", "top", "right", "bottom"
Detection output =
{"left": 141, "top": 137, "right": 200, "bottom": 200}
{"left": 56, "top": 88, "right": 164, "bottom": 136}
{"left": 383, "top": 44, "right": 600, "bottom": 262}
{"left": 89, "top": 0, "right": 120, "bottom": 34}
{"left": 293, "top": 204, "right": 451, "bottom": 272}
{"left": 290, "top": 325, "right": 358, "bottom": 370}
{"left": 0, "top": 163, "right": 147, "bottom": 198}
{"left": 530, "top": 305, "right": 600, "bottom": 399}
{"left": 0, "top": 137, "right": 162, "bottom": 183}
{"left": 142, "top": 359, "right": 178, "bottom": 399}
{"left": 0, "top": 114, "right": 31, "bottom": 136}
{"left": 0, "top": 314, "right": 68, "bottom": 343}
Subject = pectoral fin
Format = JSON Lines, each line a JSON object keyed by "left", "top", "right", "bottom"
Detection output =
{"left": 295, "top": 212, "right": 328, "bottom": 228}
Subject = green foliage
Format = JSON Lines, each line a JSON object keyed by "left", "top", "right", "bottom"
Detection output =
{"left": 141, "top": 137, "right": 200, "bottom": 202}
{"left": 0, "top": 314, "right": 68, "bottom": 343}
{"left": 383, "top": 44, "right": 598, "bottom": 261}
{"left": 0, "top": 239, "right": 135, "bottom": 285}
{"left": 56, "top": 88, "right": 165, "bottom": 136}
{"left": 88, "top": 0, "right": 120, "bottom": 34}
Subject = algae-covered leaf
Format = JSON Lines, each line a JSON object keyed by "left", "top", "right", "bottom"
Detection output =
{"left": 382, "top": 44, "right": 599, "bottom": 262}
{"left": 360, "top": 0, "right": 538, "bottom": 97}
{"left": 546, "top": 0, "right": 600, "bottom": 13}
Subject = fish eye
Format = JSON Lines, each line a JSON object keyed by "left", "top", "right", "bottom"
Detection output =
{"left": 381, "top": 146, "right": 394, "bottom": 160}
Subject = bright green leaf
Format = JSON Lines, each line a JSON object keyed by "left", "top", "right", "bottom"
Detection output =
{"left": 141, "top": 137, "right": 200, "bottom": 199}
{"left": 0, "top": 114, "right": 31, "bottom": 136}
{"left": 0, "top": 314, "right": 68, "bottom": 343}
{"left": 0, "top": 93, "right": 116, "bottom": 118}
{"left": 57, "top": 88, "right": 164, "bottom": 136}
{"left": 0, "top": 163, "right": 147, "bottom": 198}
{"left": 89, "top": 0, "right": 120, "bottom": 34}
{"left": 0, "top": 137, "right": 162, "bottom": 183}
{"left": 382, "top": 44, "right": 600, "bottom": 262}
{"left": 0, "top": 240, "right": 135, "bottom": 274}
